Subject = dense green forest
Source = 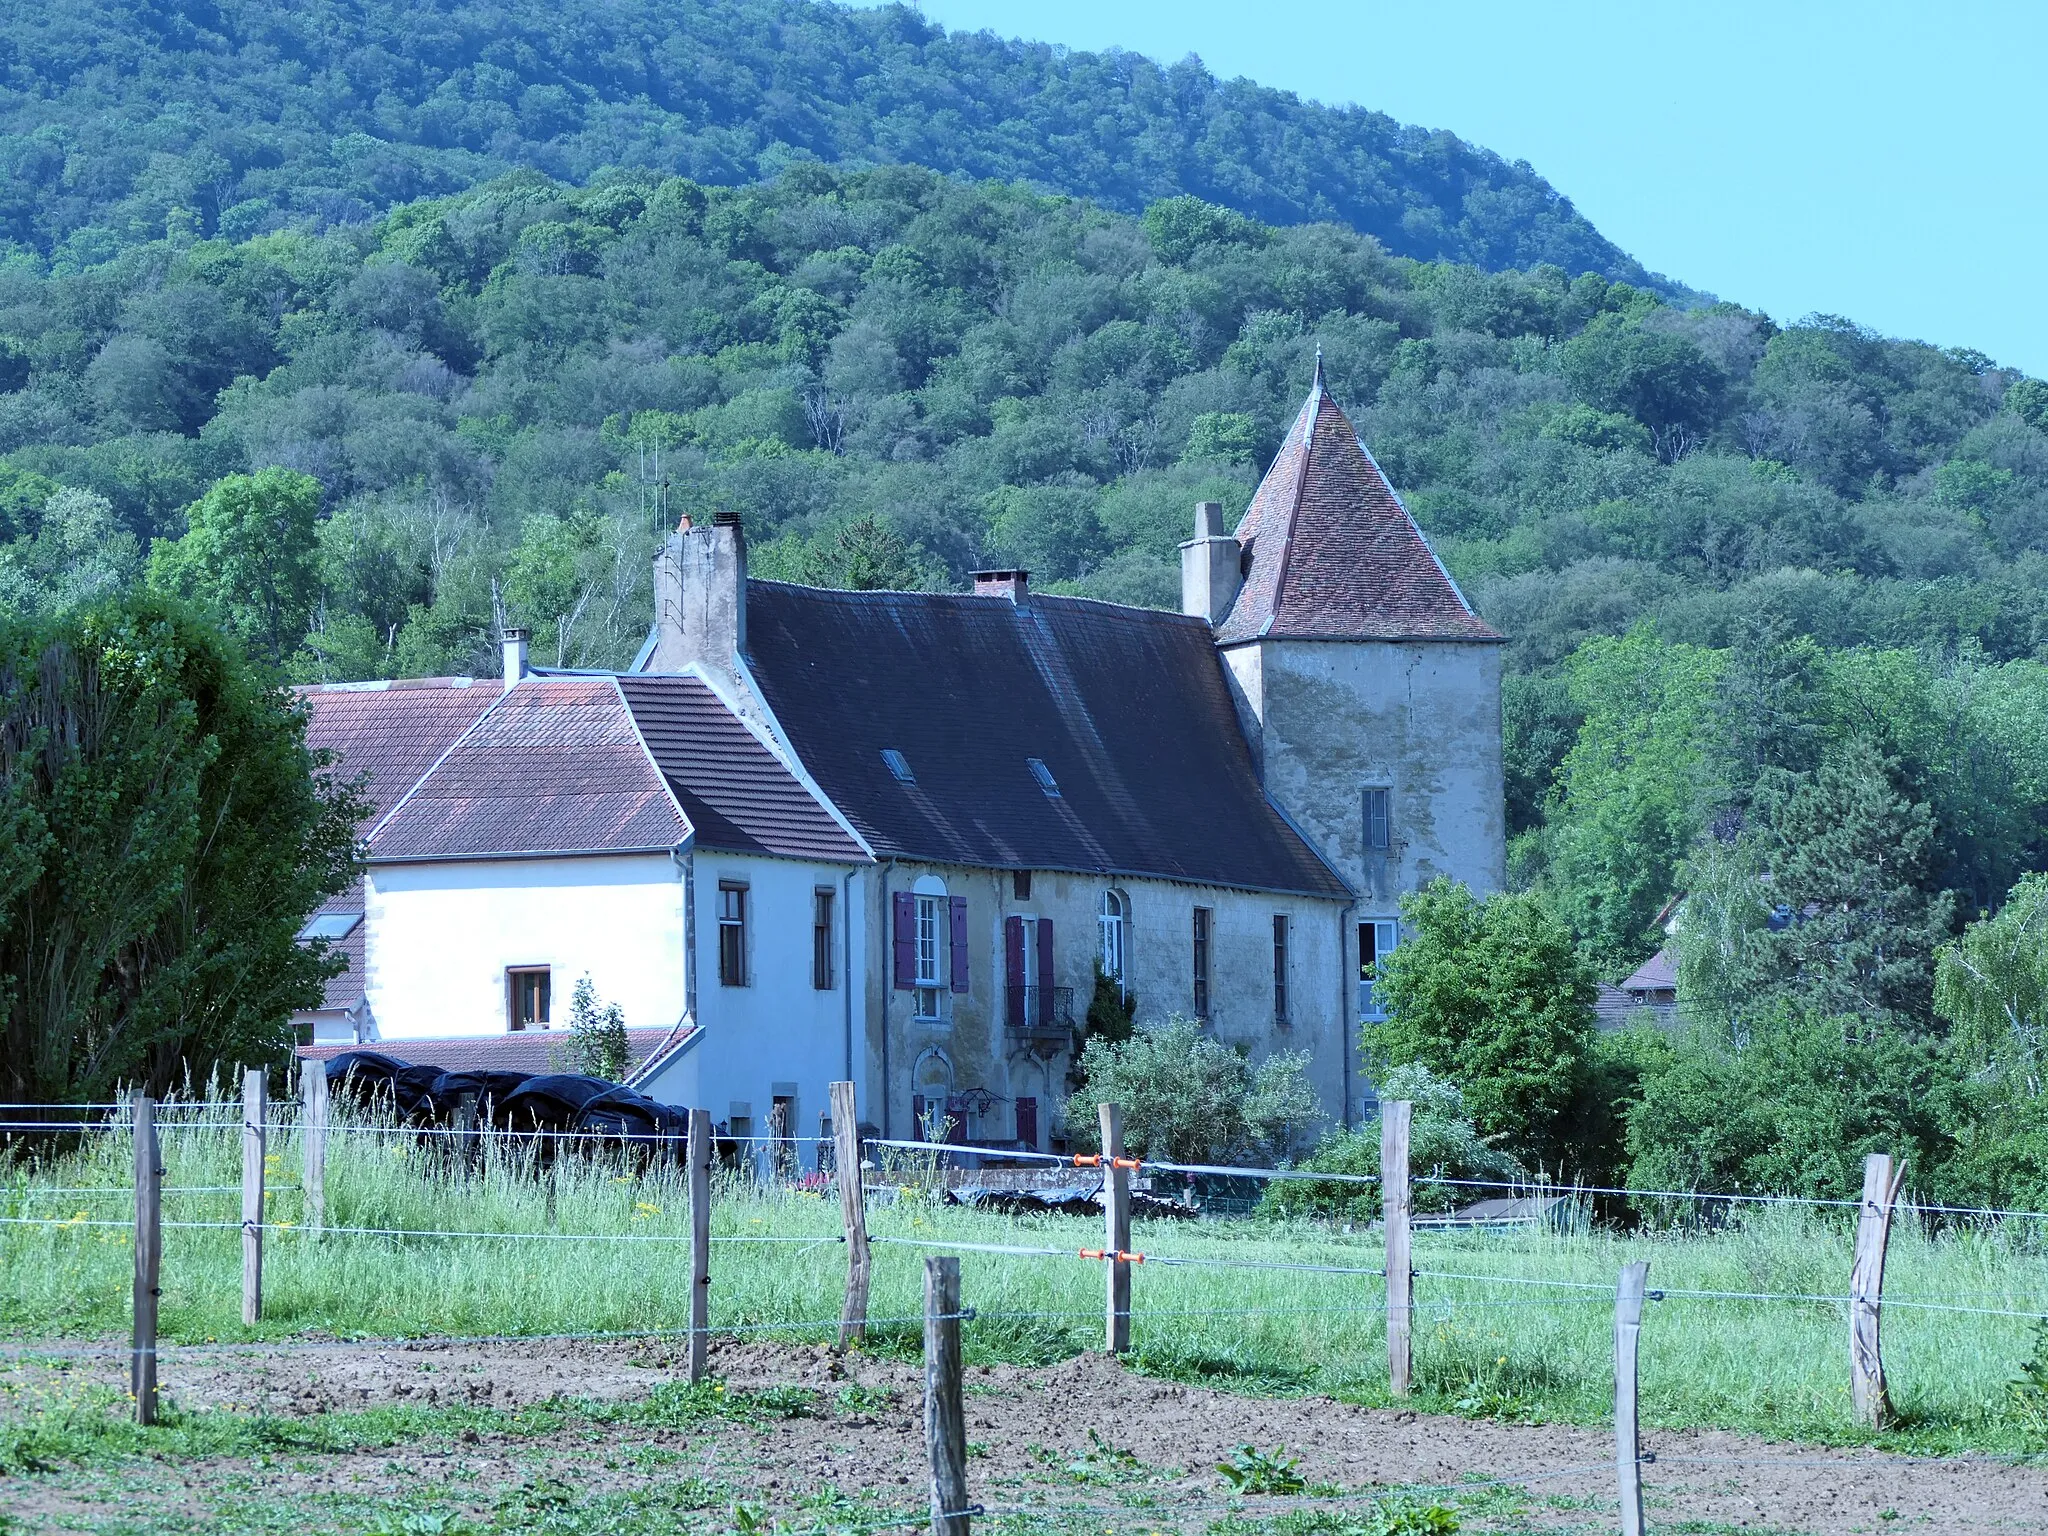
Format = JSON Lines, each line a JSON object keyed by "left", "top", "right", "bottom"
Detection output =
{"left": 5, "top": 159, "right": 2045, "bottom": 967}
{"left": 3, "top": 1, "right": 2047, "bottom": 1199}
{"left": 0, "top": 0, "right": 1646, "bottom": 281}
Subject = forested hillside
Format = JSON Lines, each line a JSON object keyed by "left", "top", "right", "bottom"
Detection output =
{"left": 6, "top": 158, "right": 2047, "bottom": 983}
{"left": 0, "top": 0, "right": 1646, "bottom": 282}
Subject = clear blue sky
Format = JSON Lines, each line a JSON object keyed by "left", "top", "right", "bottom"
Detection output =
{"left": 869, "top": 1, "right": 2047, "bottom": 376}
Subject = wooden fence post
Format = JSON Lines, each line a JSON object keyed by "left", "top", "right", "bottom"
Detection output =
{"left": 1851, "top": 1152, "right": 1905, "bottom": 1429}
{"left": 131, "top": 1096, "right": 162, "bottom": 1425}
{"left": 1615, "top": 1260, "right": 1650, "bottom": 1536}
{"left": 1099, "top": 1101, "right": 1131, "bottom": 1354}
{"left": 924, "top": 1256, "right": 973, "bottom": 1536}
{"left": 687, "top": 1106, "right": 712, "bottom": 1384}
{"left": 299, "top": 1057, "right": 328, "bottom": 1237}
{"left": 1381, "top": 1100, "right": 1413, "bottom": 1397}
{"left": 831, "top": 1080, "right": 871, "bottom": 1347}
{"left": 241, "top": 1069, "right": 266, "bottom": 1326}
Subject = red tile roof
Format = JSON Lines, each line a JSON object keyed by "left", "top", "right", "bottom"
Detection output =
{"left": 369, "top": 678, "right": 689, "bottom": 861}
{"left": 617, "top": 674, "right": 868, "bottom": 864}
{"left": 298, "top": 677, "right": 500, "bottom": 822}
{"left": 1217, "top": 367, "right": 1503, "bottom": 644}
{"left": 296, "top": 678, "right": 499, "bottom": 1009}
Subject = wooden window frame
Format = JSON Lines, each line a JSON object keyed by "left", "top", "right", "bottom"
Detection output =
{"left": 718, "top": 880, "right": 749, "bottom": 987}
{"left": 1272, "top": 914, "right": 1291, "bottom": 1025}
{"left": 1363, "top": 786, "right": 1392, "bottom": 853}
{"left": 508, "top": 966, "right": 551, "bottom": 1031}
{"left": 812, "top": 886, "right": 835, "bottom": 990}
{"left": 1191, "top": 906, "right": 1212, "bottom": 1020}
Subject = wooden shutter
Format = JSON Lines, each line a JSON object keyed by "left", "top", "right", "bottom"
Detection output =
{"left": 948, "top": 895, "right": 970, "bottom": 993}
{"left": 892, "top": 891, "right": 916, "bottom": 989}
{"left": 1015, "top": 1096, "right": 1039, "bottom": 1150}
{"left": 911, "top": 1094, "right": 927, "bottom": 1137}
{"left": 1035, "top": 917, "right": 1055, "bottom": 1026}
{"left": 1004, "top": 917, "right": 1026, "bottom": 1028}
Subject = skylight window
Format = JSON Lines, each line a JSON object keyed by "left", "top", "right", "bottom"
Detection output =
{"left": 881, "top": 748, "right": 916, "bottom": 783}
{"left": 1026, "top": 757, "right": 1061, "bottom": 797}
{"left": 297, "top": 912, "right": 363, "bottom": 942}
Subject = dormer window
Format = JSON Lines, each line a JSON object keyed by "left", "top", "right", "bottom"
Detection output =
{"left": 1026, "top": 757, "right": 1060, "bottom": 797}
{"left": 882, "top": 748, "right": 915, "bottom": 783}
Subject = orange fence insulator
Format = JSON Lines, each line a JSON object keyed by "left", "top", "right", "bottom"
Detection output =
{"left": 1072, "top": 1155, "right": 1102, "bottom": 1167}
{"left": 1079, "top": 1248, "right": 1145, "bottom": 1263}
{"left": 1079, "top": 1248, "right": 1106, "bottom": 1260}
{"left": 1110, "top": 1157, "right": 1142, "bottom": 1170}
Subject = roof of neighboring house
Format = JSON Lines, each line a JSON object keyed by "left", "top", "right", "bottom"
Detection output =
{"left": 369, "top": 678, "right": 689, "bottom": 861}
{"left": 1218, "top": 364, "right": 1502, "bottom": 645}
{"left": 739, "top": 580, "right": 1351, "bottom": 898}
{"left": 617, "top": 674, "right": 868, "bottom": 863}
{"left": 1621, "top": 948, "right": 1678, "bottom": 995}
{"left": 296, "top": 677, "right": 499, "bottom": 1010}
{"left": 1594, "top": 981, "right": 1642, "bottom": 1031}
{"left": 295, "top": 1027, "right": 687, "bottom": 1079}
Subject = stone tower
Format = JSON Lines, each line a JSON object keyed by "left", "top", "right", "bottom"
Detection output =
{"left": 1181, "top": 360, "right": 1506, "bottom": 1009}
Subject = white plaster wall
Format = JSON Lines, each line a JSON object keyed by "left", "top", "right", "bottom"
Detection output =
{"left": 860, "top": 862, "right": 1349, "bottom": 1146}
{"left": 364, "top": 855, "right": 686, "bottom": 1040}
{"left": 690, "top": 853, "right": 863, "bottom": 1167}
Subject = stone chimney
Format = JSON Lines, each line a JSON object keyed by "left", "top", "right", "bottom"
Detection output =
{"left": 649, "top": 511, "right": 747, "bottom": 676}
{"left": 501, "top": 627, "right": 529, "bottom": 691}
{"left": 1179, "top": 501, "right": 1242, "bottom": 626}
{"left": 971, "top": 569, "right": 1030, "bottom": 603}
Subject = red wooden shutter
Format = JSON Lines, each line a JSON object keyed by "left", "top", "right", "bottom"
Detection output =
{"left": 1015, "top": 1096, "right": 1038, "bottom": 1150}
{"left": 1035, "top": 917, "right": 1055, "bottom": 1027}
{"left": 911, "top": 1094, "right": 927, "bottom": 1137}
{"left": 946, "top": 1099, "right": 968, "bottom": 1145}
{"left": 892, "top": 891, "right": 916, "bottom": 989}
{"left": 948, "top": 895, "right": 970, "bottom": 993}
{"left": 1004, "top": 917, "right": 1026, "bottom": 1028}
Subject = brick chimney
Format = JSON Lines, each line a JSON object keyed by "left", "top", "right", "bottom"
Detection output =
{"left": 1179, "top": 501, "right": 1242, "bottom": 626}
{"left": 972, "top": 569, "right": 1030, "bottom": 603}
{"left": 650, "top": 511, "right": 747, "bottom": 676}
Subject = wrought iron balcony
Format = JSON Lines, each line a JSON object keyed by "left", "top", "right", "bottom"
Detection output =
{"left": 1005, "top": 984, "right": 1075, "bottom": 1043}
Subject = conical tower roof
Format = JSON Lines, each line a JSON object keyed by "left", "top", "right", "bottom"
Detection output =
{"left": 1216, "top": 361, "right": 1502, "bottom": 644}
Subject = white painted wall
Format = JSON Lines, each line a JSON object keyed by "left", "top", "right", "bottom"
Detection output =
{"left": 364, "top": 854, "right": 687, "bottom": 1040}
{"left": 689, "top": 852, "right": 865, "bottom": 1169}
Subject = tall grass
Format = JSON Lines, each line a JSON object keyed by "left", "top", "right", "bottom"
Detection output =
{"left": 4, "top": 1089, "right": 2046, "bottom": 1453}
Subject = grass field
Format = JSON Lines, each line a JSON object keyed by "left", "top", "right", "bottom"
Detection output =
{"left": 5, "top": 1096, "right": 2047, "bottom": 1466}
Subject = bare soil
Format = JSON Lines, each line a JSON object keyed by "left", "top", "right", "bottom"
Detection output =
{"left": 6, "top": 1336, "right": 2047, "bottom": 1533}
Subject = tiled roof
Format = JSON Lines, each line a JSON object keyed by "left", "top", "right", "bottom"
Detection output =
{"left": 740, "top": 581, "right": 1350, "bottom": 898}
{"left": 1621, "top": 948, "right": 1678, "bottom": 994}
{"left": 369, "top": 678, "right": 689, "bottom": 861}
{"left": 1217, "top": 366, "right": 1503, "bottom": 644}
{"left": 617, "top": 674, "right": 868, "bottom": 864}
{"left": 297, "top": 678, "right": 499, "bottom": 1009}
{"left": 295, "top": 1027, "right": 686, "bottom": 1077}
{"left": 297, "top": 677, "right": 499, "bottom": 821}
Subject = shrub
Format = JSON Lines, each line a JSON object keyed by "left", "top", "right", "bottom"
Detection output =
{"left": 1065, "top": 1014, "right": 1319, "bottom": 1164}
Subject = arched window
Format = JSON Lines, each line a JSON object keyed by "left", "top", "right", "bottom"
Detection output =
{"left": 1099, "top": 888, "right": 1129, "bottom": 988}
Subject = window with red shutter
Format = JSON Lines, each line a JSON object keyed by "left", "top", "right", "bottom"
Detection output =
{"left": 948, "top": 896, "right": 970, "bottom": 992}
{"left": 892, "top": 891, "right": 916, "bottom": 989}
{"left": 1004, "top": 916, "right": 1026, "bottom": 1029}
